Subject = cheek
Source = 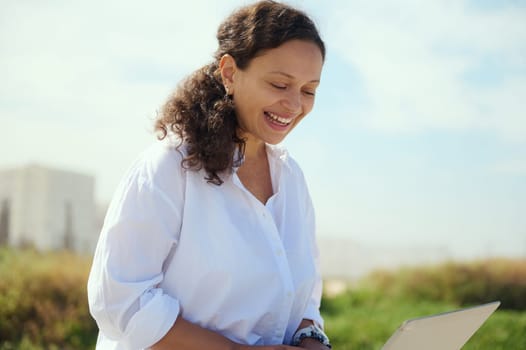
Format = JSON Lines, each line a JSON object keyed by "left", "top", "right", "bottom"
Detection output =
{"left": 232, "top": 97, "right": 263, "bottom": 130}
{"left": 290, "top": 99, "right": 314, "bottom": 128}
{"left": 302, "top": 98, "right": 315, "bottom": 115}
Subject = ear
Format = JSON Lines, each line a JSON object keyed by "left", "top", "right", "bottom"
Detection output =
{"left": 219, "top": 54, "right": 237, "bottom": 95}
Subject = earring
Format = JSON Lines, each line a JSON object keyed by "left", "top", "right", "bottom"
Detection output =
{"left": 225, "top": 85, "right": 233, "bottom": 97}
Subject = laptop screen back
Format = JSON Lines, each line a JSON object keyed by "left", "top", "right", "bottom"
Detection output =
{"left": 381, "top": 301, "right": 500, "bottom": 350}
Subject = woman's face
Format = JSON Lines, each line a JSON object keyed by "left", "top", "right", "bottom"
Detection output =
{"left": 221, "top": 40, "right": 324, "bottom": 146}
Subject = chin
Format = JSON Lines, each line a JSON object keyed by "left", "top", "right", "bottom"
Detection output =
{"left": 264, "top": 134, "right": 288, "bottom": 145}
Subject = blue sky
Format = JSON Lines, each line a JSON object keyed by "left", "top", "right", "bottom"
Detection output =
{"left": 1, "top": 0, "right": 525, "bottom": 259}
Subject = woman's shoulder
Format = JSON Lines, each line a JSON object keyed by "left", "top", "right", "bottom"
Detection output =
{"left": 143, "top": 136, "right": 186, "bottom": 173}
{"left": 120, "top": 136, "right": 188, "bottom": 194}
{"left": 103, "top": 137, "right": 188, "bottom": 237}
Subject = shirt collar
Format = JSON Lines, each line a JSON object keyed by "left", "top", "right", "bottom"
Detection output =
{"left": 265, "top": 143, "right": 291, "bottom": 171}
{"left": 232, "top": 143, "right": 291, "bottom": 173}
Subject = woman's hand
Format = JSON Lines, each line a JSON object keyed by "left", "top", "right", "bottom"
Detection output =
{"left": 298, "top": 338, "right": 332, "bottom": 349}
{"left": 234, "top": 346, "right": 300, "bottom": 350}
{"left": 234, "top": 339, "right": 331, "bottom": 350}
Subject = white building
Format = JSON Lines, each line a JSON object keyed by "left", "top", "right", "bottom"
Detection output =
{"left": 0, "top": 164, "right": 97, "bottom": 254}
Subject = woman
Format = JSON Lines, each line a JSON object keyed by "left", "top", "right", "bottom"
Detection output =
{"left": 87, "top": 1, "right": 330, "bottom": 349}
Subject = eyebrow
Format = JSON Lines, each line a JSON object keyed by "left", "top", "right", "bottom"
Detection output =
{"left": 268, "top": 71, "right": 320, "bottom": 83}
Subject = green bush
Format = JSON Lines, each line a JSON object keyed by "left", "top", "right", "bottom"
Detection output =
{"left": 321, "top": 258, "right": 526, "bottom": 349}
{"left": 0, "top": 248, "right": 97, "bottom": 350}
{"left": 363, "top": 258, "right": 526, "bottom": 310}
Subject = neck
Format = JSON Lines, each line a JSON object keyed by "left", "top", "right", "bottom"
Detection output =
{"left": 242, "top": 133, "right": 267, "bottom": 161}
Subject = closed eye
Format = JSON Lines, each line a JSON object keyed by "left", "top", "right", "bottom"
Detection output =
{"left": 270, "top": 83, "right": 287, "bottom": 90}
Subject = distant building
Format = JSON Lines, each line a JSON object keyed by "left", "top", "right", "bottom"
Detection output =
{"left": 0, "top": 164, "right": 97, "bottom": 254}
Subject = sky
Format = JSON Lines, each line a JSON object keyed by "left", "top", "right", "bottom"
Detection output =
{"left": 1, "top": 0, "right": 525, "bottom": 260}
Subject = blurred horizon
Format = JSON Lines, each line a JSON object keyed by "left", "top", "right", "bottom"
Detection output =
{"left": 1, "top": 0, "right": 525, "bottom": 262}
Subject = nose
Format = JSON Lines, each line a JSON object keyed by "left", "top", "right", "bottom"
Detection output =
{"left": 281, "top": 90, "right": 302, "bottom": 114}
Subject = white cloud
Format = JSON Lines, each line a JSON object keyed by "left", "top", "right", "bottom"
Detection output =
{"left": 327, "top": 0, "right": 526, "bottom": 141}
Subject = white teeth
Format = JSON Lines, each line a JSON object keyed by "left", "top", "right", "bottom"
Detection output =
{"left": 266, "top": 112, "right": 292, "bottom": 125}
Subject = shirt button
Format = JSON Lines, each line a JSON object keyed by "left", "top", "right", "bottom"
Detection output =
{"left": 276, "top": 249, "right": 283, "bottom": 256}
{"left": 287, "top": 291, "right": 293, "bottom": 298}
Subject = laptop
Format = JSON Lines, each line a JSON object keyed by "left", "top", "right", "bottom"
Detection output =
{"left": 381, "top": 301, "right": 501, "bottom": 350}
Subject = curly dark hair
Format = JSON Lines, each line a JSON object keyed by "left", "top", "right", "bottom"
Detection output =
{"left": 155, "top": 0, "right": 325, "bottom": 185}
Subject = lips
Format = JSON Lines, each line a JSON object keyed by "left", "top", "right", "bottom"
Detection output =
{"left": 264, "top": 111, "right": 294, "bottom": 126}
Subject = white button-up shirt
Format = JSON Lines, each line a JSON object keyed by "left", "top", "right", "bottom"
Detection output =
{"left": 87, "top": 138, "right": 323, "bottom": 349}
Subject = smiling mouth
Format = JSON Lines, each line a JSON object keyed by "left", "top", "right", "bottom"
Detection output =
{"left": 264, "top": 111, "right": 293, "bottom": 126}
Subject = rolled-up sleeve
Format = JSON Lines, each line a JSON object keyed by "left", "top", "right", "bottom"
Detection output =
{"left": 301, "top": 181, "right": 324, "bottom": 329}
{"left": 303, "top": 250, "right": 324, "bottom": 329}
{"left": 87, "top": 156, "right": 183, "bottom": 349}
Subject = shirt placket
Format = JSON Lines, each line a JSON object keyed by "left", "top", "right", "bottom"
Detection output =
{"left": 232, "top": 173, "right": 295, "bottom": 344}
{"left": 258, "top": 204, "right": 295, "bottom": 344}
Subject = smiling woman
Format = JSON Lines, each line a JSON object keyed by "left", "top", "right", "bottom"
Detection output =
{"left": 87, "top": 1, "right": 331, "bottom": 350}
{"left": 155, "top": 0, "right": 325, "bottom": 186}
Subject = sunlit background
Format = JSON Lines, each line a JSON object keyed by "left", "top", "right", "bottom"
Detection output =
{"left": 1, "top": 0, "right": 525, "bottom": 278}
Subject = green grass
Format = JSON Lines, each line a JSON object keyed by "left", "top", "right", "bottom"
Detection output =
{"left": 1, "top": 248, "right": 525, "bottom": 349}
{"left": 323, "top": 296, "right": 526, "bottom": 350}
{"left": 322, "top": 290, "right": 526, "bottom": 349}
{"left": 322, "top": 288, "right": 457, "bottom": 349}
{"left": 322, "top": 259, "right": 526, "bottom": 349}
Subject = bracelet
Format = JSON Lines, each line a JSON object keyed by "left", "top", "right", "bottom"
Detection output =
{"left": 291, "top": 324, "right": 332, "bottom": 348}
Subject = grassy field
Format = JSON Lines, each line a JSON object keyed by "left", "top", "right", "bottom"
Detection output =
{"left": 0, "top": 248, "right": 97, "bottom": 350}
{"left": 322, "top": 259, "right": 526, "bottom": 349}
{"left": 322, "top": 284, "right": 526, "bottom": 349}
{"left": 0, "top": 248, "right": 524, "bottom": 349}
